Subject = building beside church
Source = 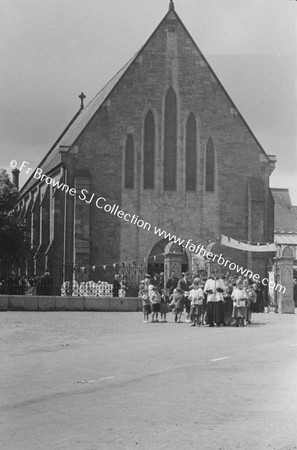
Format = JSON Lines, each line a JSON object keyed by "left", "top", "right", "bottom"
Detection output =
{"left": 272, "top": 188, "right": 297, "bottom": 259}
{"left": 269, "top": 188, "right": 297, "bottom": 312}
{"left": 15, "top": 1, "right": 275, "bottom": 293}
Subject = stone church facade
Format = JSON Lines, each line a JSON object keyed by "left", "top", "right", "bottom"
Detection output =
{"left": 16, "top": 2, "right": 275, "bottom": 291}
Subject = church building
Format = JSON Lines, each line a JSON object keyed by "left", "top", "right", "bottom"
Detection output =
{"left": 16, "top": 1, "right": 275, "bottom": 293}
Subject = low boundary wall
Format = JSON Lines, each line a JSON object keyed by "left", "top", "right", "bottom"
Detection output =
{"left": 0, "top": 296, "right": 143, "bottom": 312}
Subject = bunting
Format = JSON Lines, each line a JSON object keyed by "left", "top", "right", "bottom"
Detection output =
{"left": 76, "top": 251, "right": 175, "bottom": 273}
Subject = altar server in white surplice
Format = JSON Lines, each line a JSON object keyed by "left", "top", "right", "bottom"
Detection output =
{"left": 204, "top": 275, "right": 216, "bottom": 327}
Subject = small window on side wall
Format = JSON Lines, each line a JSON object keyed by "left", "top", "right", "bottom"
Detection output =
{"left": 143, "top": 111, "right": 155, "bottom": 189}
{"left": 205, "top": 138, "right": 215, "bottom": 192}
{"left": 125, "top": 134, "right": 134, "bottom": 189}
{"left": 186, "top": 113, "right": 197, "bottom": 191}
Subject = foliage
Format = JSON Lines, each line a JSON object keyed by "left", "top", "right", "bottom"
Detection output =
{"left": 0, "top": 169, "right": 18, "bottom": 214}
{"left": 0, "top": 169, "right": 28, "bottom": 271}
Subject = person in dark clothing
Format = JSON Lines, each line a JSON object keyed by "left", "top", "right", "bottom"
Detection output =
{"left": 214, "top": 276, "right": 225, "bottom": 326}
{"left": 7, "top": 272, "right": 18, "bottom": 295}
{"left": 112, "top": 274, "right": 121, "bottom": 297}
{"left": 177, "top": 273, "right": 192, "bottom": 322}
{"left": 151, "top": 273, "right": 159, "bottom": 288}
{"left": 166, "top": 271, "right": 178, "bottom": 296}
{"left": 253, "top": 283, "right": 264, "bottom": 312}
{"left": 177, "top": 272, "right": 192, "bottom": 293}
{"left": 29, "top": 274, "right": 38, "bottom": 296}
{"left": 224, "top": 282, "right": 234, "bottom": 326}
{"left": 37, "top": 270, "right": 53, "bottom": 295}
{"left": 158, "top": 272, "right": 165, "bottom": 292}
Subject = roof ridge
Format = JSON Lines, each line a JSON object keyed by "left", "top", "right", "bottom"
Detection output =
{"left": 84, "top": 53, "right": 139, "bottom": 110}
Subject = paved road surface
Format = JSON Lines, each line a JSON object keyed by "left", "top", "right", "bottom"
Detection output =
{"left": 1, "top": 311, "right": 297, "bottom": 450}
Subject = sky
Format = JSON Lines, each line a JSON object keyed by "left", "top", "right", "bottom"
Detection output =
{"left": 0, "top": 0, "right": 296, "bottom": 203}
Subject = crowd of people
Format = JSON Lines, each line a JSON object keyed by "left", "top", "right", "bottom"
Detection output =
{"left": 138, "top": 271, "right": 267, "bottom": 326}
{"left": 112, "top": 274, "right": 129, "bottom": 297}
{"left": 0, "top": 270, "right": 53, "bottom": 296}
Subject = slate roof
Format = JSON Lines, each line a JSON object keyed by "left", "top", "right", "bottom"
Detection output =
{"left": 271, "top": 188, "right": 297, "bottom": 233}
{"left": 20, "top": 54, "right": 138, "bottom": 197}
{"left": 60, "top": 55, "right": 137, "bottom": 148}
{"left": 271, "top": 188, "right": 292, "bottom": 208}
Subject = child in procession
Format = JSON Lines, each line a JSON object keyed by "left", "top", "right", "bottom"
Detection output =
{"left": 169, "top": 288, "right": 184, "bottom": 323}
{"left": 149, "top": 285, "right": 161, "bottom": 323}
{"left": 231, "top": 279, "right": 248, "bottom": 327}
{"left": 188, "top": 279, "right": 204, "bottom": 326}
{"left": 160, "top": 288, "right": 169, "bottom": 323}
{"left": 138, "top": 280, "right": 151, "bottom": 323}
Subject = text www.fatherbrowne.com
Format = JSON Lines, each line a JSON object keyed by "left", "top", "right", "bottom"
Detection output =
{"left": 18, "top": 160, "right": 286, "bottom": 294}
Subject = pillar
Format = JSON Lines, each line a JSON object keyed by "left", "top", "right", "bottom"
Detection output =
{"left": 73, "top": 175, "right": 91, "bottom": 282}
{"left": 277, "top": 246, "right": 295, "bottom": 314}
{"left": 164, "top": 242, "right": 184, "bottom": 287}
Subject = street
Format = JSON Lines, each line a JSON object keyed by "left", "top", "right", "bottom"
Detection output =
{"left": 1, "top": 311, "right": 297, "bottom": 450}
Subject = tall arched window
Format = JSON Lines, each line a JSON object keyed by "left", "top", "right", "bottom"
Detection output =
{"left": 186, "top": 113, "right": 197, "bottom": 191}
{"left": 125, "top": 134, "right": 134, "bottom": 189}
{"left": 205, "top": 138, "right": 215, "bottom": 192}
{"left": 164, "top": 87, "right": 177, "bottom": 190}
{"left": 143, "top": 111, "right": 155, "bottom": 189}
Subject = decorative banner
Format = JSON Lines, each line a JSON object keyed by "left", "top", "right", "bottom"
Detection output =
{"left": 221, "top": 234, "right": 276, "bottom": 252}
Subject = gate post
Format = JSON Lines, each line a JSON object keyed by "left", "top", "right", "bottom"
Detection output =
{"left": 164, "top": 242, "right": 184, "bottom": 288}
{"left": 277, "top": 246, "right": 295, "bottom": 314}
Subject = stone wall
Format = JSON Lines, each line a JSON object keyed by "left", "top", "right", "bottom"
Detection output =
{"left": 0, "top": 296, "right": 143, "bottom": 312}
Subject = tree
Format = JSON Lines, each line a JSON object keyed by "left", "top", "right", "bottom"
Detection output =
{"left": 0, "top": 169, "right": 27, "bottom": 277}
{"left": 0, "top": 169, "right": 18, "bottom": 213}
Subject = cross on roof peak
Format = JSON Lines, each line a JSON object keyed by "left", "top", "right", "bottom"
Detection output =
{"left": 79, "top": 92, "right": 86, "bottom": 109}
{"left": 169, "top": 0, "right": 175, "bottom": 11}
